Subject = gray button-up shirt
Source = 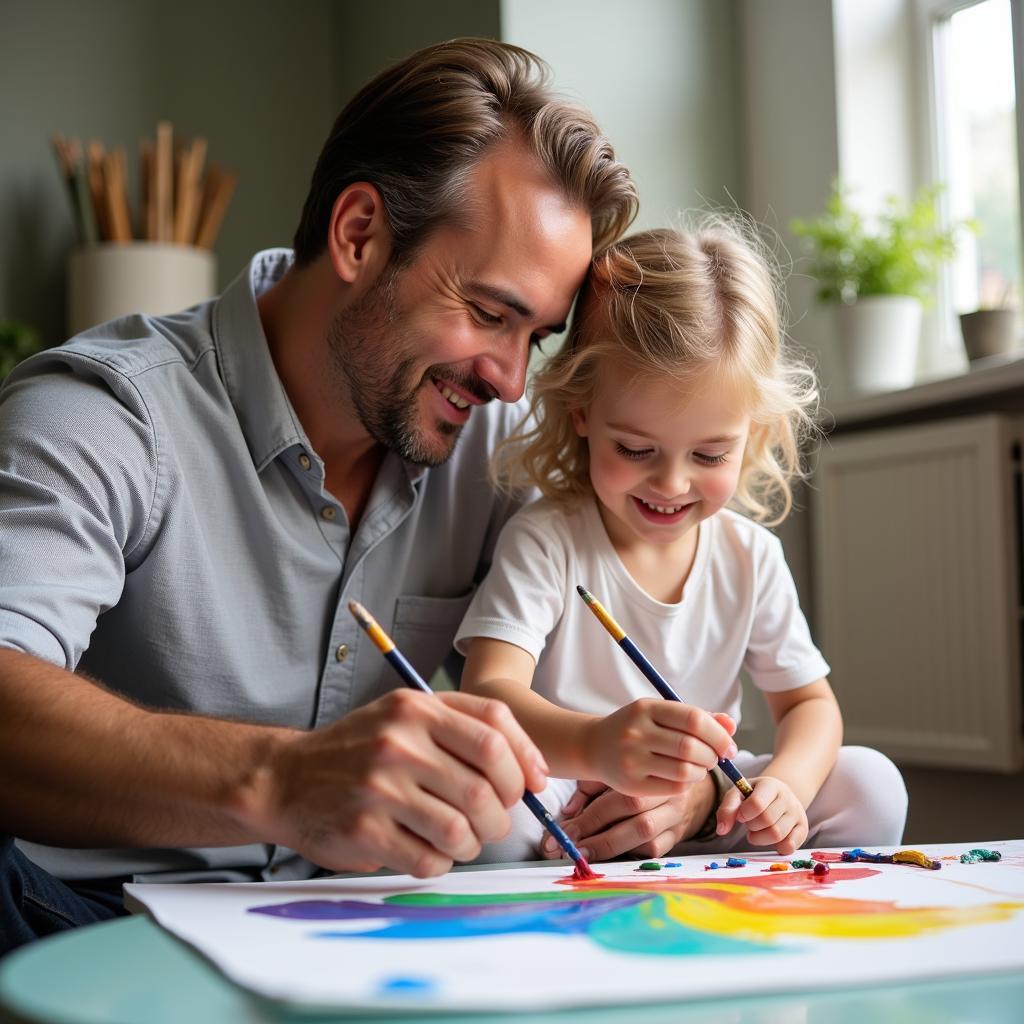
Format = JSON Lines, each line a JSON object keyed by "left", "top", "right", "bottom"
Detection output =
{"left": 0, "top": 249, "right": 529, "bottom": 882}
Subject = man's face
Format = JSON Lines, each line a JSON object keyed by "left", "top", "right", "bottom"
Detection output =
{"left": 328, "top": 143, "right": 593, "bottom": 466}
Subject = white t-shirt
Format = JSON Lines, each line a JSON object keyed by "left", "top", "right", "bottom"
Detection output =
{"left": 454, "top": 498, "right": 829, "bottom": 724}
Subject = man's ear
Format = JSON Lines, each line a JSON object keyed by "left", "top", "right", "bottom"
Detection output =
{"left": 327, "top": 183, "right": 391, "bottom": 285}
{"left": 570, "top": 406, "right": 589, "bottom": 437}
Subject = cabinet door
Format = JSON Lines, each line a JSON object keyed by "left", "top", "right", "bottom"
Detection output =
{"left": 813, "top": 414, "right": 1024, "bottom": 771}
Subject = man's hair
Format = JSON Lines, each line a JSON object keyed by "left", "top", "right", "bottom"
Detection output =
{"left": 292, "top": 38, "right": 637, "bottom": 266}
{"left": 493, "top": 220, "right": 821, "bottom": 526}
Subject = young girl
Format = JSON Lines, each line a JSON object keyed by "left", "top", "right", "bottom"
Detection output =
{"left": 455, "top": 223, "right": 907, "bottom": 862}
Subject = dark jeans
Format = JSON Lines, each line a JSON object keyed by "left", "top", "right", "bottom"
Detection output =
{"left": 0, "top": 836, "right": 127, "bottom": 957}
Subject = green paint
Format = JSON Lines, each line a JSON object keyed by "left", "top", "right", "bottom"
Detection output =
{"left": 791, "top": 860, "right": 814, "bottom": 869}
{"left": 960, "top": 848, "right": 1002, "bottom": 864}
{"left": 637, "top": 862, "right": 662, "bottom": 871}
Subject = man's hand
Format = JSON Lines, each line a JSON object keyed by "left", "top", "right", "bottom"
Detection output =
{"left": 255, "top": 689, "right": 549, "bottom": 878}
{"left": 584, "top": 702, "right": 736, "bottom": 796}
{"left": 715, "top": 776, "right": 808, "bottom": 855}
{"left": 538, "top": 773, "right": 719, "bottom": 862}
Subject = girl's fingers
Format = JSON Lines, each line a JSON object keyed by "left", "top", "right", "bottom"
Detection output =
{"left": 649, "top": 703, "right": 738, "bottom": 759}
{"left": 711, "top": 712, "right": 737, "bottom": 736}
{"left": 645, "top": 751, "right": 715, "bottom": 784}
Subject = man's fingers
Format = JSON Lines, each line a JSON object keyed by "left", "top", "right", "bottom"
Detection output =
{"left": 391, "top": 785, "right": 494, "bottom": 863}
{"left": 339, "top": 809, "right": 454, "bottom": 878}
{"left": 715, "top": 788, "right": 742, "bottom": 835}
{"left": 561, "top": 780, "right": 607, "bottom": 820}
{"left": 411, "top": 746, "right": 512, "bottom": 846}
{"left": 559, "top": 788, "right": 652, "bottom": 843}
{"left": 567, "top": 801, "right": 680, "bottom": 862}
{"left": 435, "top": 690, "right": 549, "bottom": 796}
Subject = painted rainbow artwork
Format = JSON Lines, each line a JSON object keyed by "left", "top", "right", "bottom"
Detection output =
{"left": 249, "top": 866, "right": 1024, "bottom": 957}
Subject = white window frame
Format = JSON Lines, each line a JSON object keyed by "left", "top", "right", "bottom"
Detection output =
{"left": 914, "top": 0, "right": 1024, "bottom": 344}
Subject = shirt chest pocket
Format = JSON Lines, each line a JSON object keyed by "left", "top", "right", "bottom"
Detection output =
{"left": 386, "top": 588, "right": 477, "bottom": 689}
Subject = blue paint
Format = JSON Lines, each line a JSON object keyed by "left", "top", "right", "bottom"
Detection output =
{"left": 377, "top": 976, "right": 439, "bottom": 997}
{"left": 664, "top": 862, "right": 682, "bottom": 867}
{"left": 725, "top": 857, "right": 747, "bottom": 868}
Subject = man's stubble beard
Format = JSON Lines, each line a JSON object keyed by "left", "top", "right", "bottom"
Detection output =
{"left": 327, "top": 265, "right": 462, "bottom": 468}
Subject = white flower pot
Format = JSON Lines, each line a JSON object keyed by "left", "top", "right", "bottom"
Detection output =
{"left": 834, "top": 295, "right": 922, "bottom": 394}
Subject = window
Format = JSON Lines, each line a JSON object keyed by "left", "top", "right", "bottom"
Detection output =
{"left": 922, "top": 0, "right": 1023, "bottom": 332}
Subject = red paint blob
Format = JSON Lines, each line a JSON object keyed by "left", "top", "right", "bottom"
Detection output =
{"left": 811, "top": 850, "right": 843, "bottom": 862}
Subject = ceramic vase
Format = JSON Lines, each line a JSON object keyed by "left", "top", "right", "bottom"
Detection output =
{"left": 68, "top": 243, "right": 217, "bottom": 336}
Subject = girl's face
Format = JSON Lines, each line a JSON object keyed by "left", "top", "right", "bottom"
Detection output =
{"left": 572, "top": 363, "right": 751, "bottom": 555}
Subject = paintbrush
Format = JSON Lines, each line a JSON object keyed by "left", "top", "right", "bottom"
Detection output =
{"left": 348, "top": 600, "right": 599, "bottom": 879}
{"left": 576, "top": 584, "right": 753, "bottom": 799}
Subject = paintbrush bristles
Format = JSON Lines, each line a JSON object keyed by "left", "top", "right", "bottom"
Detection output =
{"left": 576, "top": 585, "right": 626, "bottom": 642}
{"left": 348, "top": 600, "right": 373, "bottom": 631}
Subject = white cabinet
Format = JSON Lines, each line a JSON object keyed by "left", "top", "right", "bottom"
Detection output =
{"left": 813, "top": 414, "right": 1024, "bottom": 771}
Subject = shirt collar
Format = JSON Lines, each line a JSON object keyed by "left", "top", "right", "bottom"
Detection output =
{"left": 212, "top": 249, "right": 311, "bottom": 471}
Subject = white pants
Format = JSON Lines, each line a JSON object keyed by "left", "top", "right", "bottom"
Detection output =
{"left": 476, "top": 745, "right": 909, "bottom": 864}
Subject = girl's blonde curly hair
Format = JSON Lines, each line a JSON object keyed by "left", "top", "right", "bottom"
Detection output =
{"left": 493, "top": 219, "right": 819, "bottom": 526}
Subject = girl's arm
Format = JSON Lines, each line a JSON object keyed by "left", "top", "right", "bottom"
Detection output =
{"left": 760, "top": 678, "right": 842, "bottom": 806}
{"left": 462, "top": 637, "right": 737, "bottom": 794}
{"left": 461, "top": 636, "right": 598, "bottom": 780}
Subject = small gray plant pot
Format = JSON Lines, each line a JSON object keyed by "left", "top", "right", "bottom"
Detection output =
{"left": 959, "top": 309, "right": 1018, "bottom": 362}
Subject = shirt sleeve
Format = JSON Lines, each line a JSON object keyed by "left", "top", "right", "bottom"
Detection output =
{"left": 743, "top": 532, "right": 831, "bottom": 692}
{"left": 454, "top": 503, "right": 568, "bottom": 664}
{"left": 0, "top": 354, "right": 158, "bottom": 669}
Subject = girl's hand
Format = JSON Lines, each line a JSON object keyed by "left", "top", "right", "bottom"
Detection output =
{"left": 715, "top": 776, "right": 808, "bottom": 855}
{"left": 585, "top": 701, "right": 736, "bottom": 797}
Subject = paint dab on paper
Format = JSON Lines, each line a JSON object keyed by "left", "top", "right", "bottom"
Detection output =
{"left": 636, "top": 861, "right": 662, "bottom": 872}
{"left": 377, "top": 976, "right": 439, "bottom": 997}
{"left": 767, "top": 863, "right": 789, "bottom": 872}
{"left": 813, "top": 862, "right": 830, "bottom": 879}
{"left": 892, "top": 849, "right": 941, "bottom": 870}
{"left": 726, "top": 858, "right": 747, "bottom": 868}
{"left": 960, "top": 848, "right": 1002, "bottom": 864}
{"left": 791, "top": 860, "right": 814, "bottom": 869}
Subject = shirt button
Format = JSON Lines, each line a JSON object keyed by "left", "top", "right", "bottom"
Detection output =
{"left": 320, "top": 505, "right": 336, "bottom": 521}
{"left": 298, "top": 453, "right": 311, "bottom": 470}
{"left": 335, "top": 643, "right": 349, "bottom": 662}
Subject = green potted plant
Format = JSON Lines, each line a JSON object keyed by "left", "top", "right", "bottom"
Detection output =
{"left": 791, "top": 182, "right": 962, "bottom": 394}
{"left": 0, "top": 319, "right": 45, "bottom": 382}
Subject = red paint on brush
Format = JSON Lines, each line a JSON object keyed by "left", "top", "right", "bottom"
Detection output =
{"left": 572, "top": 858, "right": 603, "bottom": 881}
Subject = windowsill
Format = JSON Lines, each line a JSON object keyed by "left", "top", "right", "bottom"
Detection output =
{"left": 825, "top": 350, "right": 1024, "bottom": 432}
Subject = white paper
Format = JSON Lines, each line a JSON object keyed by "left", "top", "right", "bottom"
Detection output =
{"left": 125, "top": 841, "right": 1024, "bottom": 1013}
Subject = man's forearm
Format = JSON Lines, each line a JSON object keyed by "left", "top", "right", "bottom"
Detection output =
{"left": 1, "top": 649, "right": 292, "bottom": 848}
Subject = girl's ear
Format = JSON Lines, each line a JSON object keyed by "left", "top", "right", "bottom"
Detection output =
{"left": 570, "top": 406, "right": 589, "bottom": 437}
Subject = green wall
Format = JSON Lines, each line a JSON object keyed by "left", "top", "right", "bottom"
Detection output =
{"left": 0, "top": 0, "right": 736, "bottom": 346}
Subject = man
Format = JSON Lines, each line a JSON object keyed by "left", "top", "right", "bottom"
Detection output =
{"left": 0, "top": 38, "right": 728, "bottom": 954}
{"left": 0, "top": 38, "right": 619, "bottom": 952}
